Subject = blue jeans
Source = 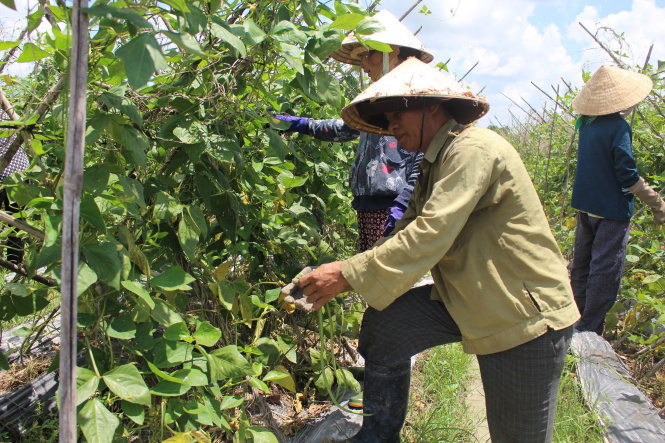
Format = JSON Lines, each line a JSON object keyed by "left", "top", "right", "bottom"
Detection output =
{"left": 570, "top": 212, "right": 631, "bottom": 334}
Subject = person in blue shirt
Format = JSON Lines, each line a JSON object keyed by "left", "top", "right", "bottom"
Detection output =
{"left": 273, "top": 10, "right": 432, "bottom": 251}
{"left": 570, "top": 65, "right": 665, "bottom": 335}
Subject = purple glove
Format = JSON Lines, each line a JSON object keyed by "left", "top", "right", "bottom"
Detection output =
{"left": 382, "top": 202, "right": 406, "bottom": 236}
{"left": 274, "top": 115, "right": 310, "bottom": 134}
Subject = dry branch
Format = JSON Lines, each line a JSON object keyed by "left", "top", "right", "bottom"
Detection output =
{"left": 0, "top": 76, "right": 65, "bottom": 172}
{"left": 0, "top": 210, "right": 45, "bottom": 240}
{"left": 399, "top": 0, "right": 424, "bottom": 21}
{"left": 0, "top": 257, "right": 55, "bottom": 286}
{"left": 578, "top": 22, "right": 623, "bottom": 67}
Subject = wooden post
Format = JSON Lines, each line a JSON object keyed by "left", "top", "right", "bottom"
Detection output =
{"left": 59, "top": 0, "right": 88, "bottom": 441}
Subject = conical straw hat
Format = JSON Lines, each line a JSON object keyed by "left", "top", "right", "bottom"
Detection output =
{"left": 572, "top": 65, "right": 653, "bottom": 116}
{"left": 331, "top": 9, "right": 433, "bottom": 65}
{"left": 341, "top": 57, "right": 489, "bottom": 135}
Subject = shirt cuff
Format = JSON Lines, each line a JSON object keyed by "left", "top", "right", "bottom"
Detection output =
{"left": 341, "top": 253, "right": 395, "bottom": 311}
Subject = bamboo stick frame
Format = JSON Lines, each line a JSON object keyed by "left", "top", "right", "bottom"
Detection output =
{"left": 59, "top": 1, "right": 88, "bottom": 440}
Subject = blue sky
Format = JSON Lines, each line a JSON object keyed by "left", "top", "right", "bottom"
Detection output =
{"left": 2, "top": 1, "right": 665, "bottom": 126}
{"left": 375, "top": 0, "right": 665, "bottom": 126}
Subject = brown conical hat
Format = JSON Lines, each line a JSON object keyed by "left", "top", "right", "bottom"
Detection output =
{"left": 331, "top": 9, "right": 433, "bottom": 66}
{"left": 341, "top": 57, "right": 489, "bottom": 135}
{"left": 572, "top": 65, "right": 653, "bottom": 116}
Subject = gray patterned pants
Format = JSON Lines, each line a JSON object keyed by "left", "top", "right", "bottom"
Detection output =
{"left": 358, "top": 285, "right": 572, "bottom": 443}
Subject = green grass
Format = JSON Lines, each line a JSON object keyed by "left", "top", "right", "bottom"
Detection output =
{"left": 552, "top": 355, "right": 605, "bottom": 443}
{"left": 402, "top": 343, "right": 476, "bottom": 442}
{"left": 402, "top": 347, "right": 605, "bottom": 443}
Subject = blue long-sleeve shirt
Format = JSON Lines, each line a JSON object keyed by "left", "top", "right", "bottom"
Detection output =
{"left": 306, "top": 118, "right": 423, "bottom": 210}
{"left": 571, "top": 113, "right": 640, "bottom": 221}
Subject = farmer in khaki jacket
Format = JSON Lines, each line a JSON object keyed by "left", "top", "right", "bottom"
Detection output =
{"left": 297, "top": 58, "right": 579, "bottom": 442}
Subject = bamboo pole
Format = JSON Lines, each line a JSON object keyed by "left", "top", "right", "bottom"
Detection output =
{"left": 630, "top": 44, "right": 653, "bottom": 127}
{"left": 399, "top": 0, "right": 424, "bottom": 21}
{"left": 59, "top": 0, "right": 88, "bottom": 441}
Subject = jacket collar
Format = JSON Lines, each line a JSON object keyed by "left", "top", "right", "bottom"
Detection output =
{"left": 423, "top": 118, "right": 465, "bottom": 163}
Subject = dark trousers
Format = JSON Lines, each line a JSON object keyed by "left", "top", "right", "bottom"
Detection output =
{"left": 357, "top": 285, "right": 572, "bottom": 443}
{"left": 570, "top": 213, "right": 630, "bottom": 334}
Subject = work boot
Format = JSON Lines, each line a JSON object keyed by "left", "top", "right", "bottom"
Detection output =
{"left": 347, "top": 360, "right": 411, "bottom": 443}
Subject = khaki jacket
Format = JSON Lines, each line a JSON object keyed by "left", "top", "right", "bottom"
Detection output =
{"left": 342, "top": 120, "right": 579, "bottom": 355}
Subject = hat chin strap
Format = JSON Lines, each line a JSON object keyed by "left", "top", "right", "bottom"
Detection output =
{"left": 382, "top": 52, "right": 389, "bottom": 77}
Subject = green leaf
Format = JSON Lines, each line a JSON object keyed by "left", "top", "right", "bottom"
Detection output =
{"left": 642, "top": 274, "right": 661, "bottom": 284}
{"left": 270, "top": 21, "right": 308, "bottom": 45}
{"left": 115, "top": 33, "right": 168, "bottom": 89}
{"left": 0, "top": 41, "right": 20, "bottom": 51}
{"left": 248, "top": 376, "right": 270, "bottom": 393}
{"left": 153, "top": 339, "right": 194, "bottom": 368}
{"left": 26, "top": 9, "right": 44, "bottom": 32}
{"left": 121, "top": 400, "right": 145, "bottom": 425}
{"left": 76, "top": 367, "right": 100, "bottom": 406}
{"left": 267, "top": 131, "right": 288, "bottom": 160}
{"left": 243, "top": 19, "right": 266, "bottom": 44}
{"left": 150, "top": 380, "right": 192, "bottom": 396}
{"left": 150, "top": 266, "right": 195, "bottom": 291}
{"left": 171, "top": 368, "right": 208, "bottom": 386}
{"left": 164, "top": 322, "right": 190, "bottom": 341}
{"left": 102, "top": 364, "right": 151, "bottom": 406}
{"left": 210, "top": 345, "right": 252, "bottom": 380}
{"left": 150, "top": 299, "right": 184, "bottom": 326}
{"left": 78, "top": 398, "right": 120, "bottom": 443}
{"left": 146, "top": 360, "right": 185, "bottom": 383}
{"left": 16, "top": 42, "right": 49, "bottom": 62}
{"left": 193, "top": 321, "right": 221, "bottom": 347}
{"left": 219, "top": 395, "right": 244, "bottom": 410}
{"left": 280, "top": 43, "right": 303, "bottom": 74}
{"left": 210, "top": 21, "right": 246, "bottom": 57}
{"left": 161, "top": 0, "right": 190, "bottom": 12}
{"left": 77, "top": 262, "right": 98, "bottom": 296}
{"left": 0, "top": 351, "right": 8, "bottom": 370}
{"left": 82, "top": 242, "right": 122, "bottom": 290}
{"left": 122, "top": 280, "right": 155, "bottom": 309}
{"left": 335, "top": 368, "right": 361, "bottom": 396}
{"left": 163, "top": 31, "right": 205, "bottom": 56}
{"left": 80, "top": 194, "right": 106, "bottom": 232}
{"left": 178, "top": 215, "right": 199, "bottom": 261}
{"left": 329, "top": 13, "right": 364, "bottom": 31}
{"left": 0, "top": 0, "right": 16, "bottom": 10}
{"left": 356, "top": 16, "right": 384, "bottom": 35}
{"left": 153, "top": 191, "right": 182, "bottom": 221}
{"left": 364, "top": 39, "right": 392, "bottom": 53}
{"left": 314, "top": 367, "right": 334, "bottom": 392}
{"left": 248, "top": 427, "right": 279, "bottom": 443}
{"left": 187, "top": 206, "right": 208, "bottom": 238}
{"left": 84, "top": 5, "right": 153, "bottom": 29}
{"left": 263, "top": 368, "right": 296, "bottom": 393}
{"left": 106, "top": 313, "right": 136, "bottom": 340}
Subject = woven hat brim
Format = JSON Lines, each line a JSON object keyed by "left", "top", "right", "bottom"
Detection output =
{"left": 341, "top": 58, "right": 489, "bottom": 135}
{"left": 572, "top": 66, "right": 653, "bottom": 116}
{"left": 329, "top": 9, "right": 433, "bottom": 66}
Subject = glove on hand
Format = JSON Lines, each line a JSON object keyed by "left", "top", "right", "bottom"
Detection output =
{"left": 280, "top": 266, "right": 317, "bottom": 312}
{"left": 629, "top": 177, "right": 665, "bottom": 224}
{"left": 382, "top": 202, "right": 407, "bottom": 236}
{"left": 274, "top": 115, "right": 310, "bottom": 134}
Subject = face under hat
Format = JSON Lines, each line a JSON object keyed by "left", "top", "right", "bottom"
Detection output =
{"left": 330, "top": 9, "right": 433, "bottom": 66}
{"left": 341, "top": 57, "right": 489, "bottom": 135}
{"left": 572, "top": 65, "right": 653, "bottom": 116}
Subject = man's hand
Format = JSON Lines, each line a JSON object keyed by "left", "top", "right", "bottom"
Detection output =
{"left": 298, "top": 261, "right": 351, "bottom": 311}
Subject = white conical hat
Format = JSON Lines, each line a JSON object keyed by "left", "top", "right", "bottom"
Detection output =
{"left": 341, "top": 57, "right": 489, "bottom": 134}
{"left": 331, "top": 9, "right": 433, "bottom": 66}
{"left": 572, "top": 65, "right": 653, "bottom": 116}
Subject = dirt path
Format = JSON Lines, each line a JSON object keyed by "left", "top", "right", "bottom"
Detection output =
{"left": 463, "top": 357, "right": 490, "bottom": 443}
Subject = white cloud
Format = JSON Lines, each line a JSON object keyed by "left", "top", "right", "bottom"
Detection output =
{"left": 572, "top": 0, "right": 665, "bottom": 72}
{"left": 377, "top": 0, "right": 665, "bottom": 126}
